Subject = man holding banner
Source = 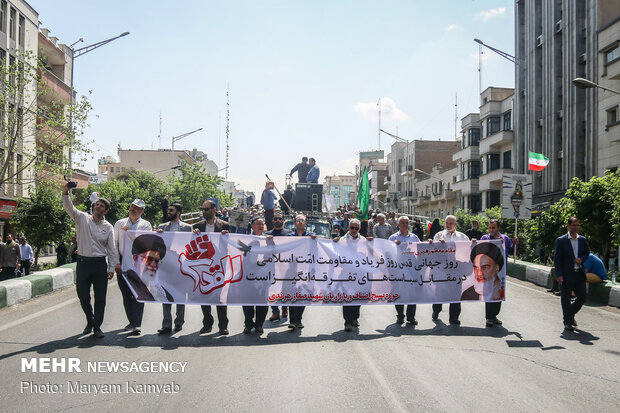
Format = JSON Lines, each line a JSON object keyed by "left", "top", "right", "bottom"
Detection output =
{"left": 193, "top": 199, "right": 231, "bottom": 335}
{"left": 389, "top": 215, "right": 420, "bottom": 326}
{"left": 156, "top": 202, "right": 193, "bottom": 334}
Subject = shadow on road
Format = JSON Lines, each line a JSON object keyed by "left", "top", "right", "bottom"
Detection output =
{"left": 560, "top": 328, "right": 599, "bottom": 345}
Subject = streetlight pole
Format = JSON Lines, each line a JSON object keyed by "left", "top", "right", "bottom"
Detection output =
{"left": 171, "top": 127, "right": 203, "bottom": 181}
{"left": 473, "top": 38, "right": 518, "bottom": 65}
{"left": 380, "top": 128, "right": 410, "bottom": 215}
{"left": 68, "top": 31, "right": 130, "bottom": 168}
{"left": 415, "top": 168, "right": 449, "bottom": 216}
{"left": 572, "top": 77, "right": 620, "bottom": 95}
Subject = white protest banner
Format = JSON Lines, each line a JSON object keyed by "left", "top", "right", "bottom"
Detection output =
{"left": 121, "top": 231, "right": 506, "bottom": 305}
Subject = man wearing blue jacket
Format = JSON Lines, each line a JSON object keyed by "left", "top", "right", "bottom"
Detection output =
{"left": 554, "top": 216, "right": 590, "bottom": 331}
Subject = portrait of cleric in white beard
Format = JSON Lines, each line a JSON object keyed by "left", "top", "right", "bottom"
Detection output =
{"left": 461, "top": 242, "right": 505, "bottom": 301}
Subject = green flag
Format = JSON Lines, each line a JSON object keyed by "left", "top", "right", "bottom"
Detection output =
{"left": 356, "top": 167, "right": 370, "bottom": 220}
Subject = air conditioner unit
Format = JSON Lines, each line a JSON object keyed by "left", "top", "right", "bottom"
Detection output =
{"left": 536, "top": 35, "right": 543, "bottom": 47}
{"left": 579, "top": 53, "right": 586, "bottom": 63}
{"left": 555, "top": 20, "right": 562, "bottom": 33}
{"left": 538, "top": 118, "right": 544, "bottom": 127}
{"left": 557, "top": 150, "right": 563, "bottom": 159}
{"left": 557, "top": 110, "right": 563, "bottom": 119}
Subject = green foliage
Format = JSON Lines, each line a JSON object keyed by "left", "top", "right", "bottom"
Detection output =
{"left": 172, "top": 161, "right": 235, "bottom": 212}
{"left": 0, "top": 50, "right": 92, "bottom": 187}
{"left": 11, "top": 183, "right": 72, "bottom": 266}
{"left": 72, "top": 169, "right": 171, "bottom": 225}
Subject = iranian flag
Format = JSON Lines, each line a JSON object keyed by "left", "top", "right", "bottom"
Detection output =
{"left": 528, "top": 152, "right": 549, "bottom": 171}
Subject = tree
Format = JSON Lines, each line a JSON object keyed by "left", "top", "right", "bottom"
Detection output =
{"left": 172, "top": 161, "right": 235, "bottom": 213}
{"left": 0, "top": 50, "right": 92, "bottom": 189}
{"left": 72, "top": 169, "right": 170, "bottom": 226}
{"left": 11, "top": 183, "right": 72, "bottom": 267}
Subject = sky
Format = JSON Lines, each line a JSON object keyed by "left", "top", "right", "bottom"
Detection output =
{"left": 30, "top": 0, "right": 515, "bottom": 199}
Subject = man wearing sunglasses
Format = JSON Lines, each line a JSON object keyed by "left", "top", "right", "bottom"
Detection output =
{"left": 333, "top": 219, "right": 373, "bottom": 331}
{"left": 389, "top": 215, "right": 421, "bottom": 326}
{"left": 193, "top": 199, "right": 231, "bottom": 335}
{"left": 287, "top": 214, "right": 316, "bottom": 330}
{"left": 156, "top": 202, "right": 193, "bottom": 334}
{"left": 265, "top": 211, "right": 293, "bottom": 322}
{"left": 114, "top": 199, "right": 153, "bottom": 336}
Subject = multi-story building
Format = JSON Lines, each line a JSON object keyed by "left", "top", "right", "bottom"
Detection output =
{"left": 413, "top": 163, "right": 458, "bottom": 219}
{"left": 323, "top": 175, "right": 355, "bottom": 207}
{"left": 98, "top": 148, "right": 218, "bottom": 181}
{"left": 368, "top": 161, "right": 389, "bottom": 211}
{"left": 596, "top": 3, "right": 620, "bottom": 175}
{"left": 515, "top": 0, "right": 600, "bottom": 204}
{"left": 454, "top": 87, "right": 514, "bottom": 212}
{"left": 386, "top": 140, "right": 459, "bottom": 215}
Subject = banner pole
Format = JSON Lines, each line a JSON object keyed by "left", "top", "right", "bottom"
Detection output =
{"left": 513, "top": 218, "right": 518, "bottom": 263}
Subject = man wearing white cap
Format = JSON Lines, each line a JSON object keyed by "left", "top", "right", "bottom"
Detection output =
{"left": 114, "top": 199, "right": 152, "bottom": 335}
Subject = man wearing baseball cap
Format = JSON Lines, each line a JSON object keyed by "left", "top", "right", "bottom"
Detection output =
{"left": 114, "top": 199, "right": 153, "bottom": 336}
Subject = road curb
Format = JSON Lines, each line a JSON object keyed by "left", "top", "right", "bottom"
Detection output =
{"left": 0, "top": 265, "right": 75, "bottom": 309}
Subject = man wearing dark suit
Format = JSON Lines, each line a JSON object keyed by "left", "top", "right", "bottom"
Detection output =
{"left": 156, "top": 202, "right": 193, "bottom": 334}
{"left": 554, "top": 216, "right": 590, "bottom": 331}
{"left": 193, "top": 199, "right": 231, "bottom": 335}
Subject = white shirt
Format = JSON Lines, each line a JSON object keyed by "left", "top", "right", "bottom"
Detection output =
{"left": 433, "top": 229, "right": 469, "bottom": 242}
{"left": 568, "top": 232, "right": 580, "bottom": 269}
{"left": 63, "top": 194, "right": 118, "bottom": 273}
{"left": 205, "top": 222, "right": 215, "bottom": 233}
{"left": 114, "top": 216, "right": 153, "bottom": 255}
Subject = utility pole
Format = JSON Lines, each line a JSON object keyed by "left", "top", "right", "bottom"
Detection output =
{"left": 226, "top": 84, "right": 230, "bottom": 181}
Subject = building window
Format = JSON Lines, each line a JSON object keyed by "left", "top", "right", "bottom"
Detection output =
{"left": 463, "top": 127, "right": 480, "bottom": 148}
{"left": 486, "top": 190, "right": 501, "bottom": 209}
{"left": 487, "top": 153, "right": 500, "bottom": 172}
{"left": 606, "top": 106, "right": 619, "bottom": 131}
{"left": 9, "top": 6, "right": 14, "bottom": 40}
{"left": 503, "top": 112, "right": 511, "bottom": 130}
{"left": 18, "top": 14, "right": 24, "bottom": 46}
{"left": 487, "top": 117, "right": 500, "bottom": 136}
{"left": 470, "top": 194, "right": 482, "bottom": 213}
{"left": 605, "top": 45, "right": 619, "bottom": 65}
{"left": 503, "top": 150, "right": 512, "bottom": 169}
{"left": 0, "top": 1, "right": 6, "bottom": 33}
{"left": 468, "top": 160, "right": 480, "bottom": 179}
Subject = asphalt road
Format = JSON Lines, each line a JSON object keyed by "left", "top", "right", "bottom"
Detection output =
{"left": 1, "top": 276, "right": 619, "bottom": 412}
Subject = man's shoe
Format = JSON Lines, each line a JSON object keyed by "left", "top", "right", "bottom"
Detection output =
{"left": 124, "top": 324, "right": 133, "bottom": 331}
{"left": 83, "top": 324, "right": 93, "bottom": 335}
{"left": 243, "top": 326, "right": 252, "bottom": 334}
{"left": 396, "top": 315, "right": 405, "bottom": 324}
{"left": 486, "top": 319, "right": 494, "bottom": 327}
{"left": 269, "top": 314, "right": 280, "bottom": 322}
{"left": 492, "top": 318, "right": 503, "bottom": 325}
{"left": 295, "top": 322, "right": 304, "bottom": 329}
{"left": 571, "top": 320, "right": 578, "bottom": 327}
{"left": 287, "top": 323, "right": 296, "bottom": 330}
{"left": 449, "top": 319, "right": 461, "bottom": 325}
{"left": 129, "top": 327, "right": 141, "bottom": 336}
{"left": 218, "top": 329, "right": 229, "bottom": 336}
{"left": 282, "top": 308, "right": 288, "bottom": 318}
{"left": 174, "top": 325, "right": 183, "bottom": 332}
{"left": 564, "top": 324, "right": 575, "bottom": 332}
{"left": 255, "top": 326, "right": 264, "bottom": 335}
{"left": 93, "top": 329, "right": 105, "bottom": 338}
{"left": 351, "top": 319, "right": 360, "bottom": 327}
{"left": 199, "top": 327, "right": 212, "bottom": 334}
{"left": 407, "top": 318, "right": 418, "bottom": 326}
{"left": 344, "top": 323, "right": 353, "bottom": 332}
{"left": 432, "top": 311, "right": 439, "bottom": 321}
{"left": 553, "top": 290, "right": 561, "bottom": 296}
{"left": 158, "top": 327, "right": 172, "bottom": 335}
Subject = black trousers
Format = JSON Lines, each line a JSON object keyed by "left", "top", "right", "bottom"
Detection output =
{"left": 560, "top": 270, "right": 587, "bottom": 325}
{"left": 343, "top": 306, "right": 361, "bottom": 324}
{"left": 75, "top": 256, "right": 108, "bottom": 330}
{"left": 289, "top": 306, "right": 306, "bottom": 324}
{"left": 485, "top": 302, "right": 502, "bottom": 319}
{"left": 162, "top": 304, "right": 185, "bottom": 329}
{"left": 243, "top": 306, "right": 268, "bottom": 328}
{"left": 395, "top": 304, "right": 416, "bottom": 321}
{"left": 117, "top": 273, "right": 144, "bottom": 328}
{"left": 20, "top": 260, "right": 31, "bottom": 276}
{"left": 201, "top": 305, "right": 228, "bottom": 330}
{"left": 264, "top": 209, "right": 274, "bottom": 231}
{"left": 0, "top": 266, "right": 17, "bottom": 281}
{"left": 432, "top": 303, "right": 461, "bottom": 320}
